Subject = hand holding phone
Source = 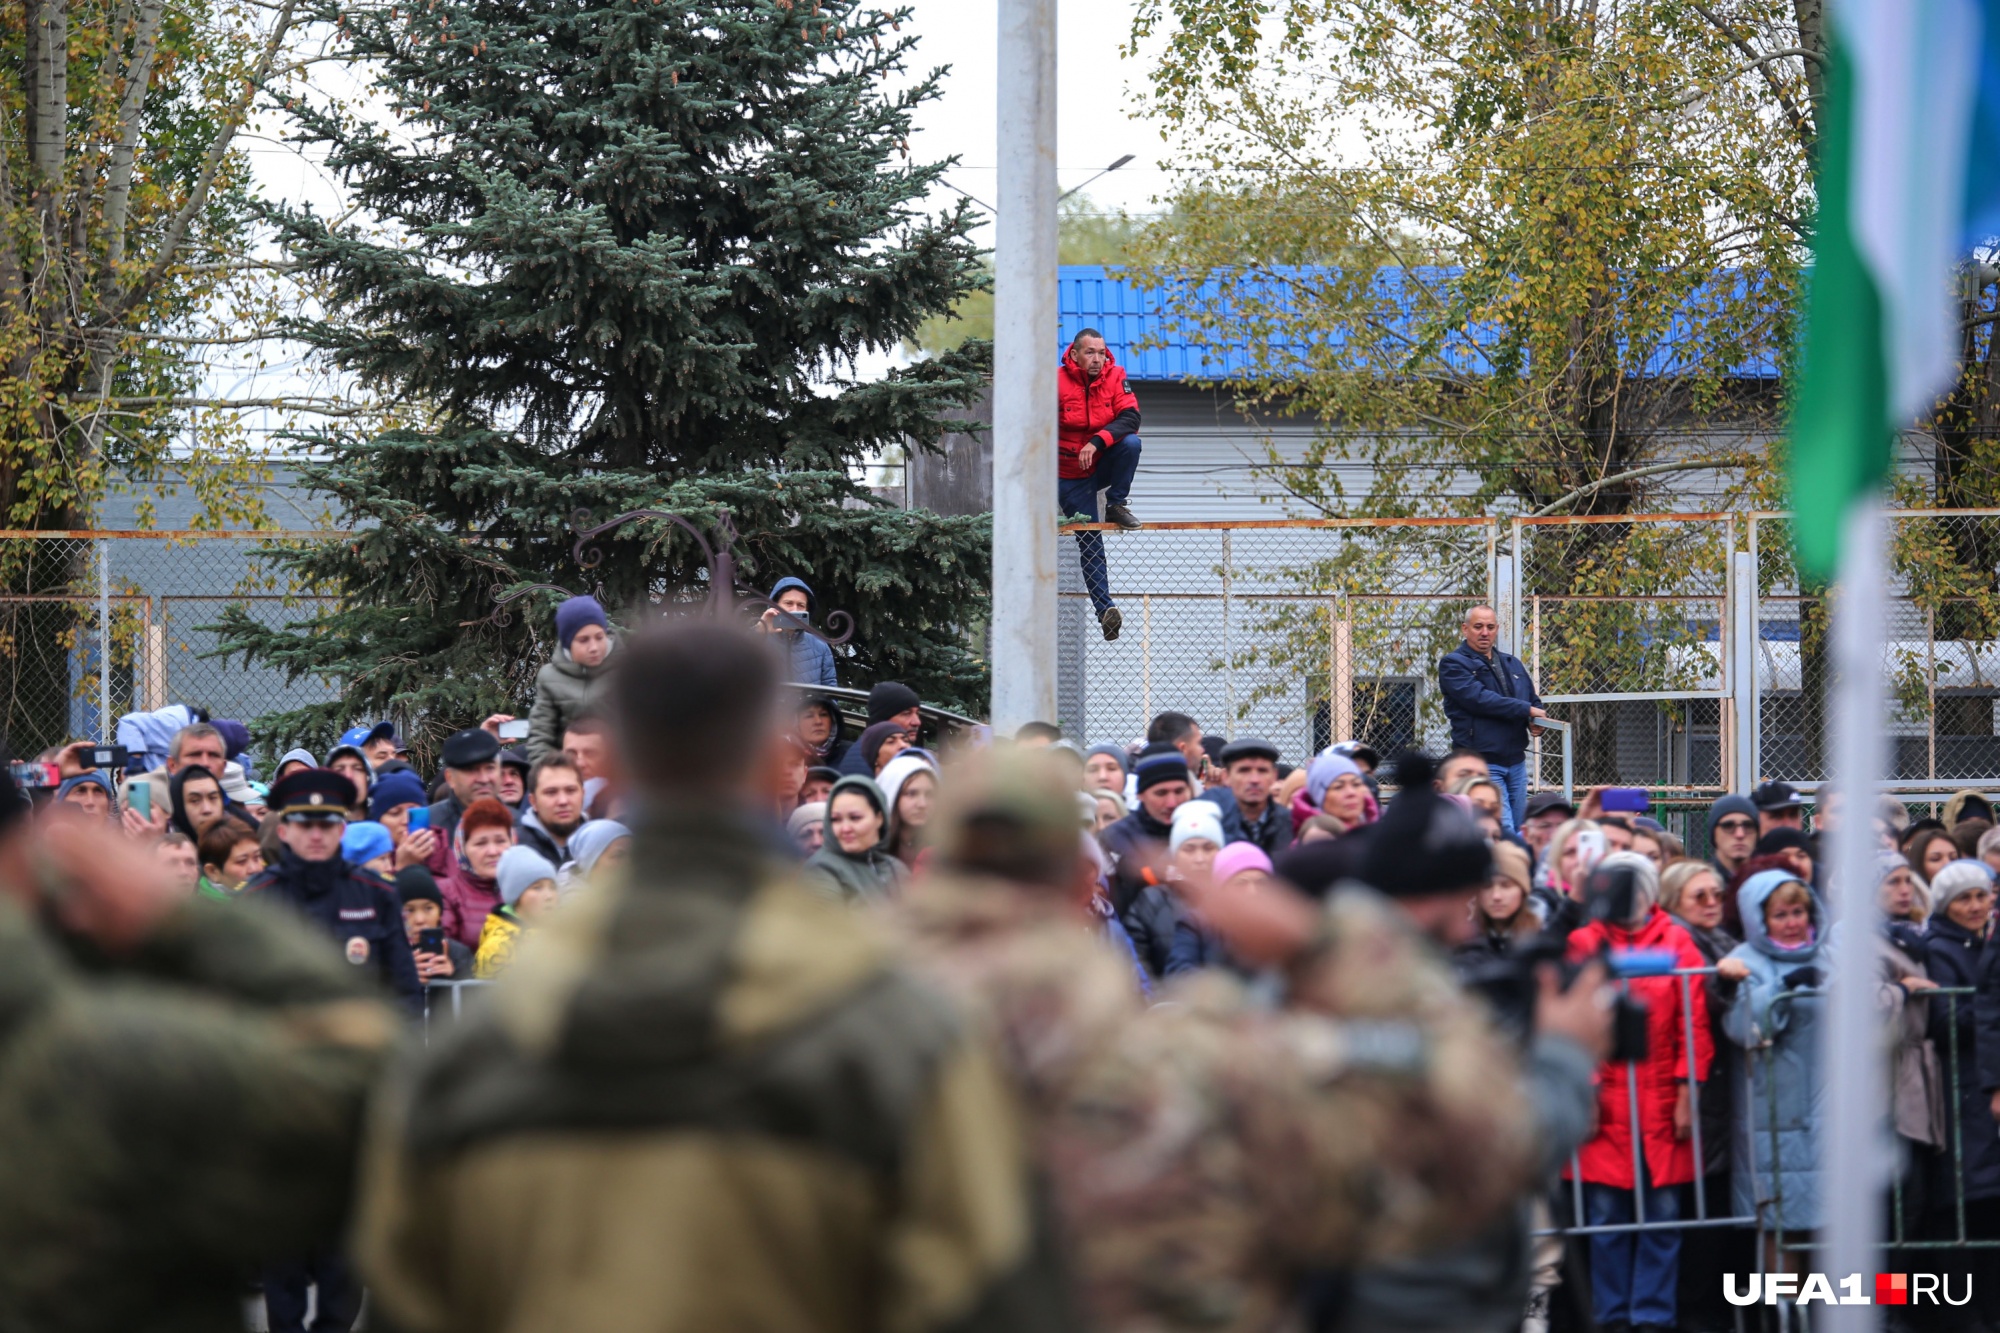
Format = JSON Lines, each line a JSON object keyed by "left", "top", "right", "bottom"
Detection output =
{"left": 1600, "top": 787, "right": 1650, "bottom": 814}
{"left": 497, "top": 718, "right": 531, "bottom": 741}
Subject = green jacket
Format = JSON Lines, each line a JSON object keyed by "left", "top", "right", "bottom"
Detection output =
{"left": 0, "top": 894, "right": 399, "bottom": 1332}
{"left": 525, "top": 645, "right": 613, "bottom": 762}
{"left": 804, "top": 773, "right": 908, "bottom": 904}
{"left": 357, "top": 807, "right": 1075, "bottom": 1333}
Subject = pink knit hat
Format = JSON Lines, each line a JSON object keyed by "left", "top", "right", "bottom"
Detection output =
{"left": 1213, "top": 841, "right": 1274, "bottom": 887}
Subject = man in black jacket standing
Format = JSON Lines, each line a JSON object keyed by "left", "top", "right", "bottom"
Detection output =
{"left": 244, "top": 766, "right": 420, "bottom": 1333}
{"left": 1099, "top": 746, "right": 1194, "bottom": 915}
{"left": 1437, "top": 604, "right": 1545, "bottom": 836}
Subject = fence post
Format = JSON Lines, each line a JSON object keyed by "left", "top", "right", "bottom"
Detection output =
{"left": 97, "top": 537, "right": 110, "bottom": 742}
{"left": 1221, "top": 530, "right": 1235, "bottom": 737}
{"left": 1928, "top": 602, "right": 1938, "bottom": 784}
{"left": 145, "top": 601, "right": 165, "bottom": 711}
{"left": 1495, "top": 536, "right": 1519, "bottom": 655}
{"left": 1749, "top": 515, "right": 1763, "bottom": 788}
{"left": 1330, "top": 599, "right": 1353, "bottom": 745}
{"left": 1731, "top": 548, "right": 1757, "bottom": 792}
{"left": 1141, "top": 594, "right": 1152, "bottom": 725}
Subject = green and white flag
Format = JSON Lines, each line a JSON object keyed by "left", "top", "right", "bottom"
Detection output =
{"left": 1789, "top": 0, "right": 2000, "bottom": 579}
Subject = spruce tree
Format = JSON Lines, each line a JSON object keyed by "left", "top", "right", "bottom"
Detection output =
{"left": 216, "top": 0, "right": 992, "bottom": 756}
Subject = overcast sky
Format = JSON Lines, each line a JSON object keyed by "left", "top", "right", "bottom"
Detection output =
{"left": 895, "top": 0, "right": 1170, "bottom": 235}
{"left": 212, "top": 1, "right": 1173, "bottom": 449}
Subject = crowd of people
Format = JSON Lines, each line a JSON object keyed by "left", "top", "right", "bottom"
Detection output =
{"left": 9, "top": 592, "right": 2000, "bottom": 1333}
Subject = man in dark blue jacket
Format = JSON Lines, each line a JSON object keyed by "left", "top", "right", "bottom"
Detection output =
{"left": 244, "top": 765, "right": 420, "bottom": 1333}
{"left": 1437, "top": 604, "right": 1544, "bottom": 835}
{"left": 760, "top": 576, "right": 839, "bottom": 687}
{"left": 249, "top": 768, "right": 422, "bottom": 1013}
{"left": 1099, "top": 746, "right": 1193, "bottom": 917}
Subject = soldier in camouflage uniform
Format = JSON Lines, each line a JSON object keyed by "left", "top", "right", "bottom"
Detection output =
{"left": 355, "top": 623, "right": 1074, "bottom": 1333}
{"left": 895, "top": 751, "right": 1603, "bottom": 1333}
{"left": 0, "top": 794, "right": 401, "bottom": 1333}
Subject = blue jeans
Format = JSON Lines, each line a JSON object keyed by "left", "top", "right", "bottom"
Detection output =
{"left": 1488, "top": 759, "right": 1528, "bottom": 835}
{"left": 1058, "top": 436, "right": 1141, "bottom": 616}
{"left": 1583, "top": 1181, "right": 1682, "bottom": 1328}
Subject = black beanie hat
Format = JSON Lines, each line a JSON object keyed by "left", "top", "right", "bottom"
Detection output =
{"left": 1133, "top": 743, "right": 1192, "bottom": 794}
{"left": 1357, "top": 752, "right": 1493, "bottom": 898}
{"left": 395, "top": 865, "right": 443, "bottom": 907}
{"left": 867, "top": 681, "right": 922, "bottom": 725}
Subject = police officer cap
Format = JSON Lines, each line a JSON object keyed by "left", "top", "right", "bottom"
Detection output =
{"left": 268, "top": 768, "right": 356, "bottom": 818}
{"left": 1218, "top": 737, "right": 1281, "bottom": 766}
{"left": 440, "top": 727, "right": 500, "bottom": 769}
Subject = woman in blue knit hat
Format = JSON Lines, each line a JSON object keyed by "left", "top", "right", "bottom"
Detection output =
{"left": 527, "top": 594, "right": 615, "bottom": 762}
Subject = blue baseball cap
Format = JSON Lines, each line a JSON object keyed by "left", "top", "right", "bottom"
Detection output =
{"left": 339, "top": 721, "right": 400, "bottom": 750}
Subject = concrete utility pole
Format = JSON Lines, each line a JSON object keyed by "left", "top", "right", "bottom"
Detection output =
{"left": 988, "top": 0, "right": 1059, "bottom": 732}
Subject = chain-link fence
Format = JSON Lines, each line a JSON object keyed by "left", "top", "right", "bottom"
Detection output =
{"left": 1059, "top": 509, "right": 2000, "bottom": 803}
{"left": 1057, "top": 518, "right": 1494, "bottom": 757}
{"left": 0, "top": 531, "right": 342, "bottom": 756}
{"left": 1515, "top": 513, "right": 1736, "bottom": 794}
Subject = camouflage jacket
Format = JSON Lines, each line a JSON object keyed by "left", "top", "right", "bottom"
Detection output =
{"left": 896, "top": 876, "right": 1542, "bottom": 1333}
{"left": 356, "top": 808, "right": 1075, "bottom": 1333}
{"left": 0, "top": 893, "right": 399, "bottom": 1333}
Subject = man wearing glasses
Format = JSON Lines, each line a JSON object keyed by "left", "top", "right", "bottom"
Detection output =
{"left": 247, "top": 767, "right": 421, "bottom": 1012}
{"left": 1704, "top": 793, "right": 1761, "bottom": 887}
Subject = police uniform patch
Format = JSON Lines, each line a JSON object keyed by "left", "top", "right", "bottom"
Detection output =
{"left": 338, "top": 907, "right": 376, "bottom": 921}
{"left": 345, "top": 936, "right": 371, "bottom": 965}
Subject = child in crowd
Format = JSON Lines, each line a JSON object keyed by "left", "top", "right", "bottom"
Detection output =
{"left": 528, "top": 595, "right": 614, "bottom": 761}
{"left": 342, "top": 820, "right": 397, "bottom": 880}
{"left": 476, "top": 846, "right": 561, "bottom": 978}
{"left": 397, "top": 867, "right": 475, "bottom": 983}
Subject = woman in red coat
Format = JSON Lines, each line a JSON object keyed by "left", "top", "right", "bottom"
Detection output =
{"left": 1564, "top": 850, "right": 1714, "bottom": 1333}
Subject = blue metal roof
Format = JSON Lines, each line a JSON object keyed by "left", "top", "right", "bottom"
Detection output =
{"left": 1056, "top": 264, "right": 1785, "bottom": 383}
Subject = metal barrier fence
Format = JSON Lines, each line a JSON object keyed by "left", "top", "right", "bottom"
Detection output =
{"left": 422, "top": 978, "right": 492, "bottom": 1033}
{"left": 0, "top": 531, "right": 342, "bottom": 757}
{"left": 1058, "top": 509, "right": 2000, "bottom": 805}
{"left": 1531, "top": 970, "right": 1995, "bottom": 1333}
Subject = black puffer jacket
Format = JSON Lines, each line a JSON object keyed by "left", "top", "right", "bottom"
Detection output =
{"left": 1100, "top": 807, "right": 1171, "bottom": 916}
{"left": 1121, "top": 884, "right": 1182, "bottom": 980}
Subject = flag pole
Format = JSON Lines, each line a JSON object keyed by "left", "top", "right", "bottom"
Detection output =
{"left": 1821, "top": 493, "right": 1889, "bottom": 1333}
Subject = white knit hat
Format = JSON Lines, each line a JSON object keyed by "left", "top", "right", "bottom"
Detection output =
{"left": 1931, "top": 859, "right": 1995, "bottom": 917}
{"left": 1169, "top": 799, "right": 1226, "bottom": 855}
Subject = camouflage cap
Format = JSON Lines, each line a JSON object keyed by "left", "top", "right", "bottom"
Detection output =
{"left": 929, "top": 750, "right": 1083, "bottom": 890}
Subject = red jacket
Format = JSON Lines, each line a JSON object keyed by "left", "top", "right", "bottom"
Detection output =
{"left": 439, "top": 861, "right": 502, "bottom": 951}
{"left": 1057, "top": 348, "right": 1141, "bottom": 480}
{"left": 1564, "top": 908, "right": 1714, "bottom": 1189}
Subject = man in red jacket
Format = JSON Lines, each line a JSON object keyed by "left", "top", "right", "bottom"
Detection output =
{"left": 1058, "top": 328, "right": 1142, "bottom": 640}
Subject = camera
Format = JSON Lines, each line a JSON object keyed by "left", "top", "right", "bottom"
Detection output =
{"left": 1461, "top": 861, "right": 1652, "bottom": 1062}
